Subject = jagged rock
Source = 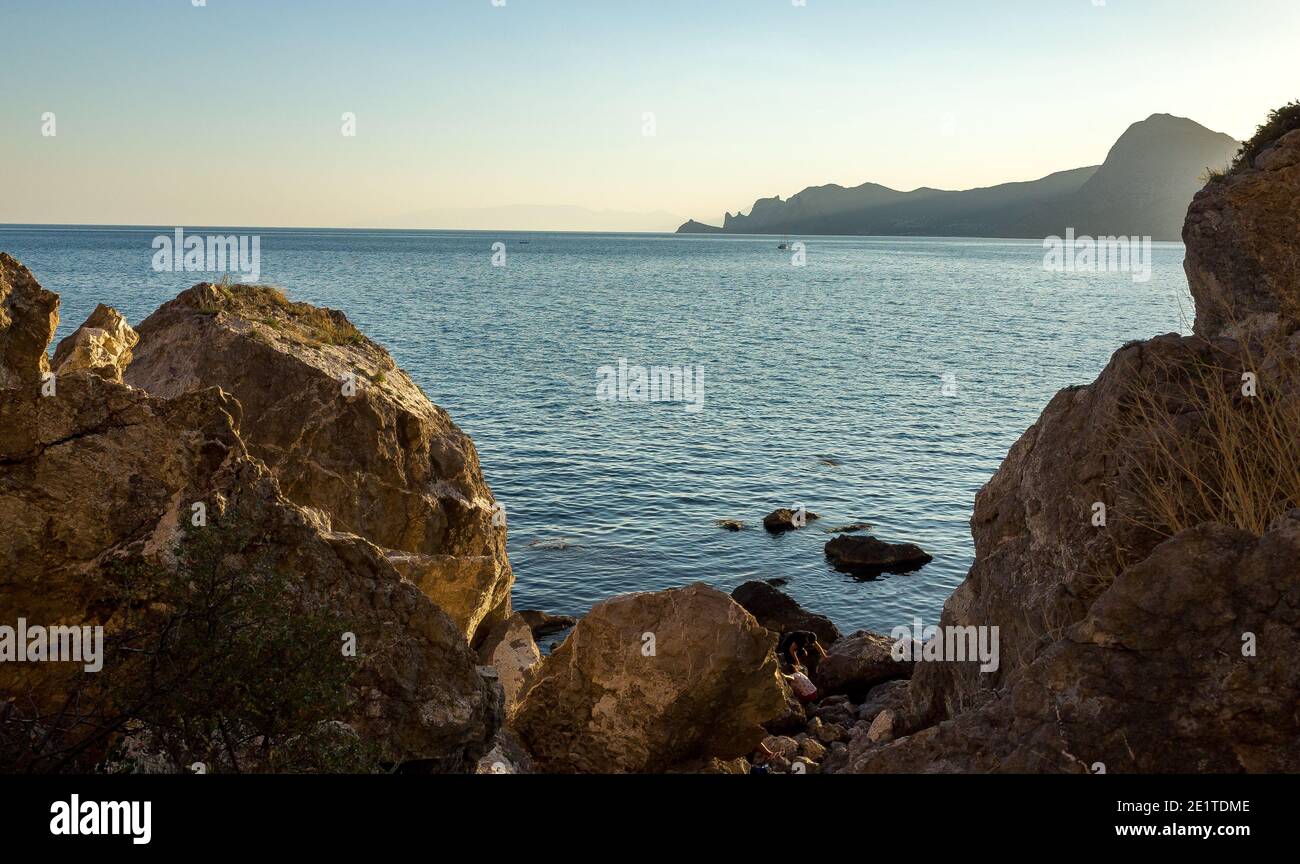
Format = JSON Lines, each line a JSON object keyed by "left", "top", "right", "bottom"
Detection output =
{"left": 513, "top": 584, "right": 788, "bottom": 773}
{"left": 0, "top": 372, "right": 499, "bottom": 770}
{"left": 474, "top": 728, "right": 534, "bottom": 775}
{"left": 763, "top": 508, "right": 819, "bottom": 533}
{"left": 1185, "top": 129, "right": 1300, "bottom": 338}
{"left": 762, "top": 735, "right": 800, "bottom": 760}
{"left": 51, "top": 304, "right": 138, "bottom": 382}
{"left": 516, "top": 609, "right": 578, "bottom": 639}
{"left": 476, "top": 613, "right": 542, "bottom": 715}
{"left": 808, "top": 699, "right": 856, "bottom": 728}
{"left": 813, "top": 630, "right": 913, "bottom": 700}
{"left": 856, "top": 679, "right": 912, "bottom": 724}
{"left": 866, "top": 709, "right": 897, "bottom": 744}
{"left": 123, "top": 283, "right": 511, "bottom": 645}
{"left": 670, "top": 756, "right": 751, "bottom": 774}
{"left": 0, "top": 253, "right": 58, "bottom": 390}
{"left": 824, "top": 534, "right": 932, "bottom": 575}
{"left": 798, "top": 736, "right": 826, "bottom": 761}
{"left": 808, "top": 717, "right": 847, "bottom": 744}
{"left": 844, "top": 517, "right": 1300, "bottom": 773}
{"left": 730, "top": 580, "right": 841, "bottom": 646}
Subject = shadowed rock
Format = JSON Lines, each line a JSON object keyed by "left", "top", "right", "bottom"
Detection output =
{"left": 763, "top": 507, "right": 819, "bottom": 533}
{"left": 513, "top": 584, "right": 789, "bottom": 773}
{"left": 0, "top": 374, "right": 499, "bottom": 770}
{"left": 0, "top": 253, "right": 58, "bottom": 389}
{"left": 1185, "top": 128, "right": 1300, "bottom": 338}
{"left": 824, "top": 534, "right": 932, "bottom": 575}
{"left": 813, "top": 631, "right": 913, "bottom": 700}
{"left": 730, "top": 580, "right": 840, "bottom": 646}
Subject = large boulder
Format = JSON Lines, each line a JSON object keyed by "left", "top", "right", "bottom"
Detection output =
{"left": 730, "top": 580, "right": 840, "bottom": 646}
{"left": 844, "top": 517, "right": 1300, "bottom": 773}
{"left": 1, "top": 268, "right": 500, "bottom": 771}
{"left": 124, "top": 283, "right": 512, "bottom": 645}
{"left": 513, "top": 584, "right": 789, "bottom": 773}
{"left": 0, "top": 253, "right": 58, "bottom": 390}
{"left": 51, "top": 304, "right": 139, "bottom": 382}
{"left": 813, "top": 631, "right": 913, "bottom": 700}
{"left": 1185, "top": 128, "right": 1300, "bottom": 338}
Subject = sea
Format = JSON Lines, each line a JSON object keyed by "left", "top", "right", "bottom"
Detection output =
{"left": 0, "top": 226, "right": 1195, "bottom": 636}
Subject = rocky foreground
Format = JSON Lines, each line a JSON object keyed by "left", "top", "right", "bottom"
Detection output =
{"left": 3, "top": 124, "right": 1299, "bottom": 775}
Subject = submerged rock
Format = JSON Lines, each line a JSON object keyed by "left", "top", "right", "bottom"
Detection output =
{"left": 730, "top": 580, "right": 840, "bottom": 646}
{"left": 763, "top": 507, "right": 820, "bottom": 533}
{"left": 824, "top": 535, "right": 932, "bottom": 575}
{"left": 516, "top": 609, "right": 578, "bottom": 639}
{"left": 123, "top": 283, "right": 512, "bottom": 645}
{"left": 821, "top": 521, "right": 873, "bottom": 534}
{"left": 513, "top": 584, "right": 788, "bottom": 773}
{"left": 715, "top": 519, "right": 745, "bottom": 531}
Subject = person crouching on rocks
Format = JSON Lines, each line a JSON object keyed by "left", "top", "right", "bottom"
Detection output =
{"left": 777, "top": 630, "right": 825, "bottom": 704}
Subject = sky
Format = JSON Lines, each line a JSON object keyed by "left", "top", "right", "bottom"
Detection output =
{"left": 1, "top": 0, "right": 1296, "bottom": 231}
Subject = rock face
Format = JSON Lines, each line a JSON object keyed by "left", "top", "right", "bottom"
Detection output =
{"left": 1185, "top": 128, "right": 1300, "bottom": 338}
{"left": 513, "top": 584, "right": 789, "bottom": 773}
{"left": 51, "top": 304, "right": 139, "bottom": 382}
{"left": 813, "top": 631, "right": 912, "bottom": 700}
{"left": 824, "top": 535, "right": 932, "bottom": 575}
{"left": 124, "top": 283, "right": 512, "bottom": 645}
{"left": 0, "top": 268, "right": 501, "bottom": 771}
{"left": 849, "top": 518, "right": 1300, "bottom": 773}
{"left": 476, "top": 612, "right": 542, "bottom": 715}
{"left": 0, "top": 253, "right": 58, "bottom": 390}
{"left": 730, "top": 580, "right": 840, "bottom": 646}
{"left": 836, "top": 115, "right": 1300, "bottom": 773}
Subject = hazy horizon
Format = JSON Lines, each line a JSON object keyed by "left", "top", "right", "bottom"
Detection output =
{"left": 2, "top": 0, "right": 1296, "bottom": 231}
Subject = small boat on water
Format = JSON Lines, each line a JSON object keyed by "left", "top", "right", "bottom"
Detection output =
{"left": 778, "top": 233, "right": 790, "bottom": 250}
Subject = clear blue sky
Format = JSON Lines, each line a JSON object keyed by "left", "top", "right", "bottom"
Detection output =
{"left": 2, "top": 0, "right": 1295, "bottom": 229}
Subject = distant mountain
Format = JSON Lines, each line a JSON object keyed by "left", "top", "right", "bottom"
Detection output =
{"left": 678, "top": 114, "right": 1240, "bottom": 241}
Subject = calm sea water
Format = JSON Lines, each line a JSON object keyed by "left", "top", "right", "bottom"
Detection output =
{"left": 0, "top": 226, "right": 1194, "bottom": 636}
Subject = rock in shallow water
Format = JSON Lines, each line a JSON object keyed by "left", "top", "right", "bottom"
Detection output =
{"left": 824, "top": 534, "right": 932, "bottom": 575}
{"left": 731, "top": 580, "right": 841, "bottom": 647}
{"left": 763, "top": 507, "right": 819, "bottom": 533}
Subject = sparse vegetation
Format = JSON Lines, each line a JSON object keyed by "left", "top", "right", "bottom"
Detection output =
{"left": 0, "top": 510, "right": 383, "bottom": 774}
{"left": 1209, "top": 100, "right": 1300, "bottom": 180}
{"left": 1113, "top": 330, "right": 1300, "bottom": 543}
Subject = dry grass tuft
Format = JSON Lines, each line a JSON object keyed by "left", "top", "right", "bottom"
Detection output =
{"left": 1113, "top": 325, "right": 1300, "bottom": 541}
